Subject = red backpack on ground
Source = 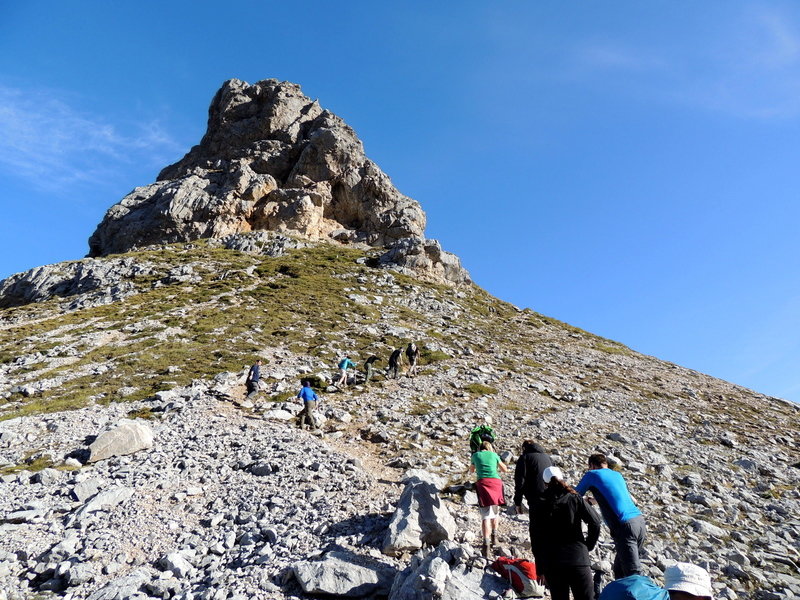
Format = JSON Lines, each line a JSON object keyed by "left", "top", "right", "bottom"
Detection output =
{"left": 491, "top": 556, "right": 544, "bottom": 598}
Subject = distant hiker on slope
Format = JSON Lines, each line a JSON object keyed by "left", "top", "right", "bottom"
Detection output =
{"left": 469, "top": 440, "right": 508, "bottom": 558}
{"left": 513, "top": 440, "right": 554, "bottom": 564}
{"left": 534, "top": 466, "right": 601, "bottom": 600}
{"left": 405, "top": 342, "right": 420, "bottom": 377}
{"left": 245, "top": 359, "right": 262, "bottom": 400}
{"left": 335, "top": 356, "right": 355, "bottom": 387}
{"left": 364, "top": 355, "right": 380, "bottom": 384}
{"left": 387, "top": 348, "right": 402, "bottom": 379}
{"left": 296, "top": 380, "right": 320, "bottom": 430}
{"left": 598, "top": 562, "right": 714, "bottom": 600}
{"left": 576, "top": 453, "right": 646, "bottom": 580}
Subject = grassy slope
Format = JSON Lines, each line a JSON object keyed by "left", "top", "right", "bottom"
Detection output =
{"left": 0, "top": 240, "right": 793, "bottom": 439}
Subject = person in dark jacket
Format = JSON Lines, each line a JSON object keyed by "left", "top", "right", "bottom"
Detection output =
{"left": 245, "top": 359, "right": 262, "bottom": 399}
{"left": 513, "top": 440, "right": 554, "bottom": 564}
{"left": 387, "top": 348, "right": 402, "bottom": 379}
{"left": 405, "top": 343, "right": 420, "bottom": 377}
{"left": 364, "top": 355, "right": 380, "bottom": 384}
{"left": 533, "top": 466, "right": 601, "bottom": 600}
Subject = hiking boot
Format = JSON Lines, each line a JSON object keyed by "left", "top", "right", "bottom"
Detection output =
{"left": 490, "top": 532, "right": 497, "bottom": 547}
{"left": 482, "top": 542, "right": 490, "bottom": 559}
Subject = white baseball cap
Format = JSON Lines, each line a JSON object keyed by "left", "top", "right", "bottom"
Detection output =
{"left": 664, "top": 563, "right": 713, "bottom": 599}
{"left": 542, "top": 466, "right": 564, "bottom": 483}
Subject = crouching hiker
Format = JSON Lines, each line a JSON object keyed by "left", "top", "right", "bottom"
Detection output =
{"left": 245, "top": 359, "right": 262, "bottom": 400}
{"left": 575, "top": 453, "right": 646, "bottom": 580}
{"left": 297, "top": 380, "right": 320, "bottom": 430}
{"left": 599, "top": 562, "right": 713, "bottom": 600}
{"left": 470, "top": 440, "right": 508, "bottom": 558}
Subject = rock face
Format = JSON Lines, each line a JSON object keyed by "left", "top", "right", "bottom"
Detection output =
{"left": 293, "top": 551, "right": 395, "bottom": 597}
{"left": 0, "top": 257, "right": 155, "bottom": 309}
{"left": 87, "top": 78, "right": 468, "bottom": 285}
{"left": 389, "top": 541, "right": 508, "bottom": 600}
{"left": 383, "top": 472, "right": 456, "bottom": 556}
{"left": 88, "top": 420, "right": 154, "bottom": 463}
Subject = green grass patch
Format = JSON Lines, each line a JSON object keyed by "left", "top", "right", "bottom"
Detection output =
{"left": 464, "top": 383, "right": 498, "bottom": 396}
{"left": 420, "top": 348, "right": 451, "bottom": 364}
{"left": 127, "top": 407, "right": 159, "bottom": 421}
{"left": 595, "top": 343, "right": 632, "bottom": 356}
{"left": 0, "top": 453, "right": 54, "bottom": 475}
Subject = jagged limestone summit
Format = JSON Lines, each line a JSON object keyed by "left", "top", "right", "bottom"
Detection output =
{"left": 0, "top": 79, "right": 798, "bottom": 600}
{"left": 88, "top": 78, "right": 469, "bottom": 286}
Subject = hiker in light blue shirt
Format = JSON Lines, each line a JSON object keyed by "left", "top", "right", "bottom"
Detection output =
{"left": 575, "top": 453, "right": 646, "bottom": 580}
{"left": 335, "top": 356, "right": 355, "bottom": 387}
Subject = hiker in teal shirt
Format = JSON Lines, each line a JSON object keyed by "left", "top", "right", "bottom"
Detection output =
{"left": 335, "top": 356, "right": 355, "bottom": 387}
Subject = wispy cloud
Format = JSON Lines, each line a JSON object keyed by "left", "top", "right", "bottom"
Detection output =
{"left": 567, "top": 6, "right": 800, "bottom": 120}
{"left": 0, "top": 86, "right": 184, "bottom": 192}
{"left": 572, "top": 43, "right": 667, "bottom": 72}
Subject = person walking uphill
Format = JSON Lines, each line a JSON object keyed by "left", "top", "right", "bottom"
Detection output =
{"left": 513, "top": 440, "right": 554, "bottom": 563}
{"left": 534, "top": 466, "right": 601, "bottom": 600}
{"left": 387, "top": 348, "right": 402, "bottom": 379}
{"left": 405, "top": 342, "right": 420, "bottom": 377}
{"left": 470, "top": 441, "right": 508, "bottom": 558}
{"left": 364, "top": 355, "right": 380, "bottom": 384}
{"left": 245, "top": 359, "right": 262, "bottom": 400}
{"left": 576, "top": 453, "right": 646, "bottom": 580}
{"left": 296, "top": 380, "right": 319, "bottom": 430}
{"left": 335, "top": 356, "right": 355, "bottom": 387}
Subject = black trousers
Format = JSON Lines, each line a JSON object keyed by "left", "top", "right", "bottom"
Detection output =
{"left": 545, "top": 565, "right": 594, "bottom": 600}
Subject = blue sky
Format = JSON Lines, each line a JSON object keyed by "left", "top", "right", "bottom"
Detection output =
{"left": 2, "top": 2, "right": 799, "bottom": 402}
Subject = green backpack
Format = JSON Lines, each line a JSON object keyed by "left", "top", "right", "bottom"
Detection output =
{"left": 470, "top": 425, "right": 496, "bottom": 453}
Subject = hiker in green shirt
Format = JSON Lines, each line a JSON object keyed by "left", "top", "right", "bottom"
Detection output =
{"left": 470, "top": 441, "right": 508, "bottom": 558}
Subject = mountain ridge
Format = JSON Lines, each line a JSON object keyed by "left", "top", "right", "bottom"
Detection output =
{"left": 0, "top": 78, "right": 798, "bottom": 599}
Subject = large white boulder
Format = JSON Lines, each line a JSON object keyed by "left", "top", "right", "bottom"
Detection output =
{"left": 382, "top": 471, "right": 456, "bottom": 556}
{"left": 88, "top": 419, "right": 153, "bottom": 463}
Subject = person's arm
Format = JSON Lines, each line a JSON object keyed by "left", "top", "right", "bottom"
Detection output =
{"left": 579, "top": 496, "right": 602, "bottom": 551}
{"left": 469, "top": 463, "right": 476, "bottom": 473}
{"left": 498, "top": 461, "right": 508, "bottom": 473}
{"left": 513, "top": 457, "right": 525, "bottom": 507}
{"left": 574, "top": 472, "right": 591, "bottom": 496}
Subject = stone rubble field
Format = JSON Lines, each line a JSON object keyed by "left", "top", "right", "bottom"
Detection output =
{"left": 1, "top": 346, "right": 799, "bottom": 600}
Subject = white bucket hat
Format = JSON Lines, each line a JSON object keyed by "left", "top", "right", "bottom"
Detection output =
{"left": 664, "top": 563, "right": 713, "bottom": 599}
{"left": 542, "top": 466, "right": 564, "bottom": 483}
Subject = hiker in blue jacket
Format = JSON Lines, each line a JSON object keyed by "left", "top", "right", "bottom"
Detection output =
{"left": 575, "top": 453, "right": 646, "bottom": 580}
{"left": 296, "top": 380, "right": 320, "bottom": 430}
{"left": 245, "top": 359, "right": 262, "bottom": 399}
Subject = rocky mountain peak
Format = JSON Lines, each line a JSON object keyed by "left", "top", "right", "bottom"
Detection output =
{"left": 88, "top": 78, "right": 468, "bottom": 285}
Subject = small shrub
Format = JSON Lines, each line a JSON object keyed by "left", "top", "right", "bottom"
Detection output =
{"left": 267, "top": 391, "right": 295, "bottom": 403}
{"left": 298, "top": 375, "right": 326, "bottom": 389}
{"left": 420, "top": 348, "right": 451, "bottom": 364}
{"left": 464, "top": 383, "right": 498, "bottom": 396}
{"left": 127, "top": 408, "right": 158, "bottom": 421}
